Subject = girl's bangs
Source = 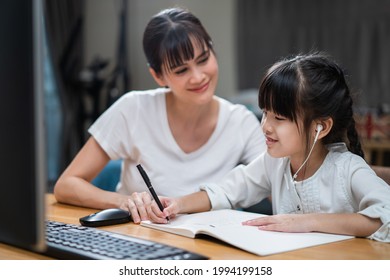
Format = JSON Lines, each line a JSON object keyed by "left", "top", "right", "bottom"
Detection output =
{"left": 259, "top": 65, "right": 300, "bottom": 122}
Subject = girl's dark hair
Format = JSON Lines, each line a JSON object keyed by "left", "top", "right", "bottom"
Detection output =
{"left": 258, "top": 52, "right": 364, "bottom": 158}
{"left": 143, "top": 7, "right": 214, "bottom": 75}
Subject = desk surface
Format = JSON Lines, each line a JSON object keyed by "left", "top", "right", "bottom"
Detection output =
{"left": 1, "top": 194, "right": 389, "bottom": 260}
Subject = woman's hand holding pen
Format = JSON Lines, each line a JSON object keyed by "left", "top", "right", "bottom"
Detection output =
{"left": 136, "top": 164, "right": 174, "bottom": 224}
{"left": 124, "top": 191, "right": 178, "bottom": 224}
{"left": 146, "top": 196, "right": 180, "bottom": 224}
{"left": 147, "top": 191, "right": 212, "bottom": 223}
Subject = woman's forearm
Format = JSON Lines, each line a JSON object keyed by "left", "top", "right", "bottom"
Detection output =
{"left": 54, "top": 175, "right": 125, "bottom": 209}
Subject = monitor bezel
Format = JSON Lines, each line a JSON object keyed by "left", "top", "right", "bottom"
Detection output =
{"left": 0, "top": 0, "right": 46, "bottom": 253}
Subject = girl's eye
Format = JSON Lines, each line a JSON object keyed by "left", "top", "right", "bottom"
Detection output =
{"left": 275, "top": 116, "right": 286, "bottom": 121}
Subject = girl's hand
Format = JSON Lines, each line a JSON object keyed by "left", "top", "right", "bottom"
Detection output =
{"left": 242, "top": 214, "right": 314, "bottom": 233}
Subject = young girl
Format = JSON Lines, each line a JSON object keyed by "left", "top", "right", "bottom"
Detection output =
{"left": 53, "top": 7, "right": 264, "bottom": 223}
{"left": 151, "top": 53, "right": 390, "bottom": 242}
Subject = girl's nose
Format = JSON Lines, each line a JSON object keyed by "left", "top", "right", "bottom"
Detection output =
{"left": 261, "top": 115, "right": 271, "bottom": 134}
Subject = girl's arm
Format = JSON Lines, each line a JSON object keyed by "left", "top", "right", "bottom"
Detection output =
{"left": 175, "top": 191, "right": 212, "bottom": 214}
{"left": 243, "top": 212, "right": 382, "bottom": 237}
{"left": 147, "top": 191, "right": 212, "bottom": 223}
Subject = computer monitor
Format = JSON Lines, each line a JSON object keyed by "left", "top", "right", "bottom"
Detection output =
{"left": 0, "top": 0, "right": 47, "bottom": 252}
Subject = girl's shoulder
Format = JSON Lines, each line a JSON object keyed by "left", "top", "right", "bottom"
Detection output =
{"left": 326, "top": 142, "right": 370, "bottom": 171}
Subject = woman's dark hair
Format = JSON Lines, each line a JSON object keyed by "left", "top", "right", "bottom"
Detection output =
{"left": 143, "top": 7, "right": 214, "bottom": 75}
{"left": 258, "top": 52, "right": 364, "bottom": 158}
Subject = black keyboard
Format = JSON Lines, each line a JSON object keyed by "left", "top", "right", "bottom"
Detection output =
{"left": 45, "top": 220, "right": 208, "bottom": 260}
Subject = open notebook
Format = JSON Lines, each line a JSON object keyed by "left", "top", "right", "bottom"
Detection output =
{"left": 141, "top": 209, "right": 354, "bottom": 256}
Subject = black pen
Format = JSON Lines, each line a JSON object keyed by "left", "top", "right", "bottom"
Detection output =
{"left": 136, "top": 164, "right": 169, "bottom": 222}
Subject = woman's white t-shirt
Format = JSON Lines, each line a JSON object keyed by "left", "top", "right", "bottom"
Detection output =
{"left": 89, "top": 88, "right": 265, "bottom": 197}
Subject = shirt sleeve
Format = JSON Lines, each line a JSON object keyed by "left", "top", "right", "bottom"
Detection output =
{"left": 88, "top": 92, "right": 139, "bottom": 159}
{"left": 200, "top": 152, "right": 272, "bottom": 210}
{"left": 349, "top": 158, "right": 390, "bottom": 242}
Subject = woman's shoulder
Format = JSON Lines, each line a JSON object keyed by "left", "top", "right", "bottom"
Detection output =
{"left": 99, "top": 88, "right": 168, "bottom": 120}
{"left": 217, "top": 96, "right": 251, "bottom": 111}
{"left": 121, "top": 88, "right": 169, "bottom": 101}
{"left": 111, "top": 88, "right": 169, "bottom": 111}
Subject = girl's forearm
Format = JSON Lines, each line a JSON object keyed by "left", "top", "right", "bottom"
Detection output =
{"left": 310, "top": 213, "right": 382, "bottom": 237}
{"left": 178, "top": 191, "right": 211, "bottom": 214}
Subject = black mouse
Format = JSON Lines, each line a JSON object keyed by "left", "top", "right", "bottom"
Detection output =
{"left": 79, "top": 208, "right": 132, "bottom": 227}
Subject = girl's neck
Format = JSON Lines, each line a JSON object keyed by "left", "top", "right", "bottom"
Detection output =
{"left": 290, "top": 144, "right": 328, "bottom": 181}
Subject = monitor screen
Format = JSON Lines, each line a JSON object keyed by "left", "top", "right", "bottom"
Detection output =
{"left": 0, "top": 0, "right": 47, "bottom": 252}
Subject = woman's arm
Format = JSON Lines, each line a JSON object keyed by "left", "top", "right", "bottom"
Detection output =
{"left": 243, "top": 212, "right": 382, "bottom": 237}
{"left": 53, "top": 137, "right": 129, "bottom": 210}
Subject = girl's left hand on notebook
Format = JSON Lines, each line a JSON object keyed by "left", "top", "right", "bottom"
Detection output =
{"left": 242, "top": 214, "right": 314, "bottom": 233}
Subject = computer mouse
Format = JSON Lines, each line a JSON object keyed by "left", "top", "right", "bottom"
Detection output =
{"left": 79, "top": 208, "right": 132, "bottom": 227}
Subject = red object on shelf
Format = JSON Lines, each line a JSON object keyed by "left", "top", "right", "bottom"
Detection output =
{"left": 366, "top": 113, "right": 373, "bottom": 140}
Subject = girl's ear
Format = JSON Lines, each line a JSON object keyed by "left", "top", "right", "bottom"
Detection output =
{"left": 148, "top": 67, "right": 166, "bottom": 87}
{"left": 315, "top": 118, "right": 333, "bottom": 140}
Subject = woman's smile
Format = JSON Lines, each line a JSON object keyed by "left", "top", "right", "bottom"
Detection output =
{"left": 189, "top": 81, "right": 210, "bottom": 93}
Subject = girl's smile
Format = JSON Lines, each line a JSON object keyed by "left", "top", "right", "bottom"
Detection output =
{"left": 265, "top": 135, "right": 278, "bottom": 147}
{"left": 261, "top": 110, "right": 304, "bottom": 160}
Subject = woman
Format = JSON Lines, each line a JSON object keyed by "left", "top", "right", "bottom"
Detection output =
{"left": 54, "top": 7, "right": 265, "bottom": 223}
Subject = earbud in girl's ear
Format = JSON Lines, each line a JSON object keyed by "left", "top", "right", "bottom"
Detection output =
{"left": 314, "top": 124, "right": 323, "bottom": 143}
{"left": 294, "top": 123, "right": 324, "bottom": 181}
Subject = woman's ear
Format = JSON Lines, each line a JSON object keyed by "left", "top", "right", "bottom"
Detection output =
{"left": 148, "top": 67, "right": 166, "bottom": 87}
{"left": 315, "top": 118, "right": 333, "bottom": 140}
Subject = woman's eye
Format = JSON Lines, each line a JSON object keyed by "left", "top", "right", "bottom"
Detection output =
{"left": 174, "top": 67, "right": 187, "bottom": 75}
{"left": 198, "top": 56, "right": 209, "bottom": 64}
{"left": 275, "top": 116, "right": 286, "bottom": 121}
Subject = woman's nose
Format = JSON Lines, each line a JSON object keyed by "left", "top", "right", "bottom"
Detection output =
{"left": 190, "top": 68, "right": 205, "bottom": 83}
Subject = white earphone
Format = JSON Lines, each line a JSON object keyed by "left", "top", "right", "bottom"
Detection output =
{"left": 314, "top": 124, "right": 323, "bottom": 143}
{"left": 292, "top": 123, "right": 323, "bottom": 182}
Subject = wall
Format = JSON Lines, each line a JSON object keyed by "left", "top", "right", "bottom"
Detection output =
{"left": 84, "top": 0, "right": 237, "bottom": 99}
